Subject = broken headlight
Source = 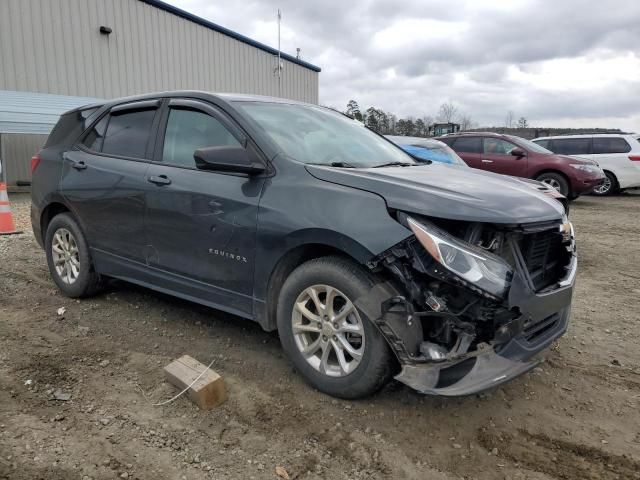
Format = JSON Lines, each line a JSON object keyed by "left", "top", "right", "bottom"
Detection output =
{"left": 406, "top": 217, "right": 513, "bottom": 298}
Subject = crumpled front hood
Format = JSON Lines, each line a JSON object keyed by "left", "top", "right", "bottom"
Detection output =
{"left": 306, "top": 163, "right": 565, "bottom": 224}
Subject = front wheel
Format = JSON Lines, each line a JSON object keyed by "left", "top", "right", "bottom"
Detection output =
{"left": 277, "top": 257, "right": 396, "bottom": 399}
{"left": 592, "top": 171, "right": 618, "bottom": 196}
{"left": 536, "top": 172, "right": 570, "bottom": 197}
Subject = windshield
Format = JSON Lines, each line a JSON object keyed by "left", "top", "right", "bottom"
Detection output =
{"left": 509, "top": 136, "right": 553, "bottom": 154}
{"left": 234, "top": 102, "right": 417, "bottom": 168}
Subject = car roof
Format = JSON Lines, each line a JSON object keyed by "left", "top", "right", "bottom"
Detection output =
{"left": 534, "top": 133, "right": 635, "bottom": 140}
{"left": 62, "top": 90, "right": 313, "bottom": 115}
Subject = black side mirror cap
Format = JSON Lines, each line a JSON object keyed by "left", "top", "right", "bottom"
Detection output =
{"left": 511, "top": 148, "right": 526, "bottom": 157}
{"left": 194, "top": 146, "right": 265, "bottom": 175}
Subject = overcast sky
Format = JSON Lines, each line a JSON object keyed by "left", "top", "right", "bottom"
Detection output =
{"left": 170, "top": 0, "right": 640, "bottom": 132}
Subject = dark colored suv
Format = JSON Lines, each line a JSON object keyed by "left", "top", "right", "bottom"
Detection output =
{"left": 32, "top": 92, "right": 577, "bottom": 399}
{"left": 439, "top": 132, "right": 604, "bottom": 199}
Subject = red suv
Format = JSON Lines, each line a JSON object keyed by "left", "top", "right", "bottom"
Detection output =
{"left": 439, "top": 132, "right": 605, "bottom": 199}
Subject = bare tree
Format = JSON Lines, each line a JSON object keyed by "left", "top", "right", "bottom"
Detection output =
{"left": 437, "top": 102, "right": 458, "bottom": 123}
{"left": 505, "top": 110, "right": 515, "bottom": 128}
{"left": 457, "top": 113, "right": 475, "bottom": 131}
{"left": 517, "top": 116, "right": 529, "bottom": 129}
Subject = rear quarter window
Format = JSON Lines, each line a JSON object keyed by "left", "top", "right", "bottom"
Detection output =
{"left": 592, "top": 137, "right": 631, "bottom": 154}
{"left": 44, "top": 107, "right": 99, "bottom": 148}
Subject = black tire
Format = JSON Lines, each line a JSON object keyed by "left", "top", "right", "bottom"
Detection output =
{"left": 45, "top": 213, "right": 103, "bottom": 298}
{"left": 277, "top": 256, "right": 396, "bottom": 399}
{"left": 535, "top": 172, "right": 570, "bottom": 197}
{"left": 591, "top": 171, "right": 619, "bottom": 196}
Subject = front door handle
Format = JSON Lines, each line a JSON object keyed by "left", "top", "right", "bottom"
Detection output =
{"left": 147, "top": 175, "right": 172, "bottom": 186}
{"left": 71, "top": 160, "right": 87, "bottom": 170}
{"left": 481, "top": 159, "right": 494, "bottom": 163}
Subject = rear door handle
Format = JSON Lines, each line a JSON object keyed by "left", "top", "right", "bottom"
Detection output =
{"left": 481, "top": 159, "right": 493, "bottom": 163}
{"left": 71, "top": 160, "right": 87, "bottom": 170}
{"left": 147, "top": 175, "right": 171, "bottom": 186}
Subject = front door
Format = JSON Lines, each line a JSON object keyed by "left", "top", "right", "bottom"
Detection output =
{"left": 59, "top": 100, "right": 160, "bottom": 262}
{"left": 144, "top": 99, "right": 265, "bottom": 317}
{"left": 480, "top": 137, "right": 528, "bottom": 177}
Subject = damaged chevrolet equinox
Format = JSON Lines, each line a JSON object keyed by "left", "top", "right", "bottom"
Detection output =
{"left": 32, "top": 92, "right": 577, "bottom": 398}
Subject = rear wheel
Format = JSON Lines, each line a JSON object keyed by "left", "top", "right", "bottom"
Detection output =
{"left": 277, "top": 256, "right": 395, "bottom": 399}
{"left": 592, "top": 171, "right": 618, "bottom": 196}
{"left": 536, "top": 172, "right": 570, "bottom": 197}
{"left": 45, "top": 213, "right": 103, "bottom": 298}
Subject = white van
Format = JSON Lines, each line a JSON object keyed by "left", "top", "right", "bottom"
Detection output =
{"left": 532, "top": 134, "right": 640, "bottom": 195}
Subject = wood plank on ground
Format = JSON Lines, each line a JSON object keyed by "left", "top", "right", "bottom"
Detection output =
{"left": 163, "top": 355, "right": 227, "bottom": 410}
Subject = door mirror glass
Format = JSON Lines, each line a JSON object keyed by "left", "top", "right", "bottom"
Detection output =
{"left": 194, "top": 146, "right": 265, "bottom": 174}
{"left": 510, "top": 147, "right": 526, "bottom": 157}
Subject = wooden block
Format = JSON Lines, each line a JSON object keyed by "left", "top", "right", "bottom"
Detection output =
{"left": 163, "top": 355, "right": 227, "bottom": 410}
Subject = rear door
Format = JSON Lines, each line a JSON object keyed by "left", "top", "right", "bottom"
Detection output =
{"left": 591, "top": 136, "right": 639, "bottom": 188}
{"left": 59, "top": 100, "right": 161, "bottom": 262}
{"left": 449, "top": 136, "right": 483, "bottom": 168}
{"left": 479, "top": 137, "right": 527, "bottom": 176}
{"left": 143, "top": 98, "right": 266, "bottom": 317}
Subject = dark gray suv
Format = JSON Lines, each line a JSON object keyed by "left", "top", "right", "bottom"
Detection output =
{"left": 31, "top": 91, "right": 577, "bottom": 398}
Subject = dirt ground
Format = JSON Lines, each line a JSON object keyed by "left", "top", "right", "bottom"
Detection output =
{"left": 1, "top": 192, "right": 640, "bottom": 480}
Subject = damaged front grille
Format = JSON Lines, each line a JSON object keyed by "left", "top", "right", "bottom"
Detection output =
{"left": 519, "top": 229, "right": 569, "bottom": 291}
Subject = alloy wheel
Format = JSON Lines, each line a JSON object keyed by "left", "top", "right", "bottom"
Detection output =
{"left": 593, "top": 176, "right": 612, "bottom": 195}
{"left": 541, "top": 178, "right": 562, "bottom": 192}
{"left": 51, "top": 228, "right": 80, "bottom": 284}
{"left": 291, "top": 284, "right": 365, "bottom": 377}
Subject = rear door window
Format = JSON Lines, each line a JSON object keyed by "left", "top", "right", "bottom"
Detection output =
{"left": 451, "top": 137, "right": 482, "bottom": 153}
{"left": 551, "top": 138, "right": 591, "bottom": 155}
{"left": 592, "top": 137, "right": 631, "bottom": 154}
{"left": 101, "top": 108, "right": 157, "bottom": 159}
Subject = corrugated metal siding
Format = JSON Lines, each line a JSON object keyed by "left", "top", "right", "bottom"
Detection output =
{"left": 0, "top": 90, "right": 101, "bottom": 134}
{"left": 1, "top": 134, "right": 48, "bottom": 184}
{"left": 0, "top": 0, "right": 319, "bottom": 104}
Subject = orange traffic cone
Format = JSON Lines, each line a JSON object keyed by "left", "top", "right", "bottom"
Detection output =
{"left": 0, "top": 182, "right": 22, "bottom": 235}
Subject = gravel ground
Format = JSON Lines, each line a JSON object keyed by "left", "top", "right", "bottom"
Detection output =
{"left": 1, "top": 192, "right": 640, "bottom": 480}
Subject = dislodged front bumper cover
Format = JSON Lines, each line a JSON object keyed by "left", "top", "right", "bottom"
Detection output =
{"left": 358, "top": 251, "right": 577, "bottom": 396}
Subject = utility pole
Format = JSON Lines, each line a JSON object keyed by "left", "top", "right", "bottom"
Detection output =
{"left": 277, "top": 9, "right": 282, "bottom": 97}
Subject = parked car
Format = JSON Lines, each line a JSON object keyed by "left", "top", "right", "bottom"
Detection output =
{"left": 385, "top": 136, "right": 467, "bottom": 166}
{"left": 386, "top": 135, "right": 569, "bottom": 213}
{"left": 532, "top": 134, "right": 640, "bottom": 196}
{"left": 439, "top": 132, "right": 604, "bottom": 199}
{"left": 31, "top": 92, "right": 576, "bottom": 399}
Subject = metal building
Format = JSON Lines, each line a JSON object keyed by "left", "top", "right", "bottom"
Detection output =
{"left": 0, "top": 0, "right": 321, "bottom": 185}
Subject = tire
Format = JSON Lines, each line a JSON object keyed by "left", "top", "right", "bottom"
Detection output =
{"left": 591, "top": 171, "right": 619, "bottom": 196}
{"left": 535, "top": 172, "right": 570, "bottom": 197}
{"left": 45, "top": 213, "right": 103, "bottom": 298}
{"left": 277, "top": 256, "right": 396, "bottom": 399}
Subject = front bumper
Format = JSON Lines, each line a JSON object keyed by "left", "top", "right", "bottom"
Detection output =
{"left": 392, "top": 253, "right": 577, "bottom": 396}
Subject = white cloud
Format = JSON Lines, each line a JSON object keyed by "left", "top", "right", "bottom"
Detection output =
{"left": 167, "top": 0, "right": 640, "bottom": 132}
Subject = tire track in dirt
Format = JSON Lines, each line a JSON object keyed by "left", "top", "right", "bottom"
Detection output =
{"left": 478, "top": 428, "right": 640, "bottom": 480}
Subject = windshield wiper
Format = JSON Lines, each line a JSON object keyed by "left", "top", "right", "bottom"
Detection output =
{"left": 308, "top": 161, "right": 358, "bottom": 168}
{"left": 372, "top": 162, "right": 415, "bottom": 168}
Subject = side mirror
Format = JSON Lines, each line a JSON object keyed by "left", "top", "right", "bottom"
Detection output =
{"left": 194, "top": 146, "right": 265, "bottom": 175}
{"left": 510, "top": 147, "right": 526, "bottom": 158}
